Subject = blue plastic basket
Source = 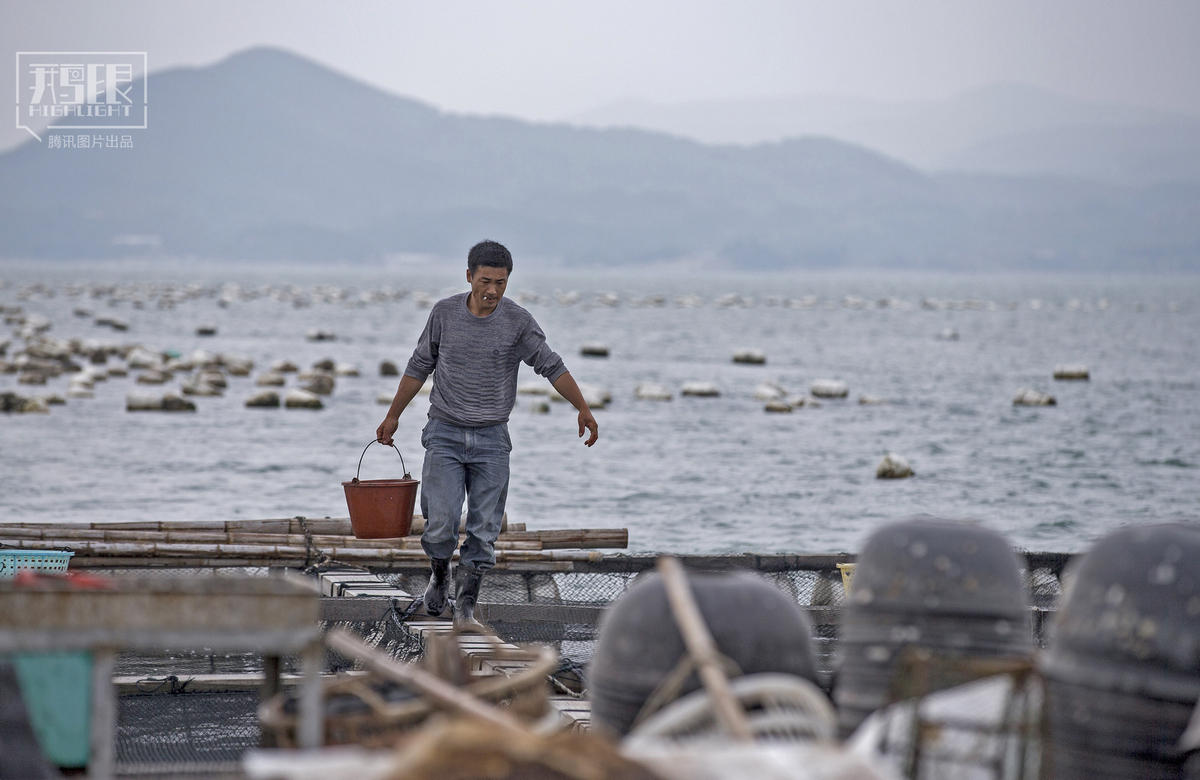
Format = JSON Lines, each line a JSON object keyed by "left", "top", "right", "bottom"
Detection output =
{"left": 0, "top": 549, "right": 74, "bottom": 579}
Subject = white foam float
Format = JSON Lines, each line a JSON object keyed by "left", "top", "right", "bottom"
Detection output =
{"left": 284, "top": 389, "right": 323, "bottom": 409}
{"left": 876, "top": 453, "right": 914, "bottom": 479}
{"left": 1053, "top": 364, "right": 1089, "bottom": 380}
{"left": 245, "top": 391, "right": 281, "bottom": 408}
{"left": 811, "top": 379, "right": 849, "bottom": 399}
{"left": 126, "top": 392, "right": 195, "bottom": 412}
{"left": 681, "top": 381, "right": 721, "bottom": 398}
{"left": 753, "top": 382, "right": 786, "bottom": 401}
{"left": 635, "top": 383, "right": 673, "bottom": 401}
{"left": 550, "top": 382, "right": 610, "bottom": 409}
{"left": 1013, "top": 388, "right": 1056, "bottom": 406}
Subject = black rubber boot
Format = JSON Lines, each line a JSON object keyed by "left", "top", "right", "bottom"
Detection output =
{"left": 423, "top": 558, "right": 450, "bottom": 616}
{"left": 454, "top": 566, "right": 484, "bottom": 625}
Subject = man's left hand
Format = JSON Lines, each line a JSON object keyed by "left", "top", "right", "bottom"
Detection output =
{"left": 578, "top": 410, "right": 599, "bottom": 447}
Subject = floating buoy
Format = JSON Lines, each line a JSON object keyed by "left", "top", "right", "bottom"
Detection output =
{"left": 1013, "top": 388, "right": 1056, "bottom": 406}
{"left": 135, "top": 369, "right": 172, "bottom": 385}
{"left": 811, "top": 379, "right": 849, "bottom": 398}
{"left": 753, "top": 382, "right": 786, "bottom": 401}
{"left": 634, "top": 382, "right": 672, "bottom": 401}
{"left": 181, "top": 376, "right": 222, "bottom": 397}
{"left": 284, "top": 389, "right": 323, "bottom": 409}
{"left": 681, "top": 381, "right": 720, "bottom": 398}
{"left": 1053, "top": 364, "right": 1089, "bottom": 380}
{"left": 225, "top": 356, "right": 254, "bottom": 376}
{"left": 732, "top": 348, "right": 766, "bottom": 365}
{"left": 126, "top": 347, "right": 164, "bottom": 370}
{"left": 245, "top": 390, "right": 281, "bottom": 408}
{"left": 876, "top": 453, "right": 914, "bottom": 479}
{"left": 66, "top": 381, "right": 94, "bottom": 399}
{"left": 551, "top": 383, "right": 609, "bottom": 409}
{"left": 299, "top": 373, "right": 335, "bottom": 396}
{"left": 1, "top": 392, "right": 48, "bottom": 413}
{"left": 197, "top": 370, "right": 227, "bottom": 389}
{"left": 126, "top": 392, "right": 195, "bottom": 412}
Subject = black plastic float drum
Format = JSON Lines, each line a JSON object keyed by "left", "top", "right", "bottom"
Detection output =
{"left": 834, "top": 516, "right": 1033, "bottom": 736}
{"left": 1040, "top": 523, "right": 1200, "bottom": 780}
{"left": 588, "top": 569, "right": 820, "bottom": 737}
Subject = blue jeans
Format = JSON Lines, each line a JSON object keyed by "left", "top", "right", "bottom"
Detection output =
{"left": 419, "top": 417, "right": 511, "bottom": 572}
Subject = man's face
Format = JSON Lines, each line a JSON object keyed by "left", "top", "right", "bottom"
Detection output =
{"left": 467, "top": 265, "right": 509, "bottom": 314}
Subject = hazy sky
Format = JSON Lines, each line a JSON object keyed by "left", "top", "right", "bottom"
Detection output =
{"left": 5, "top": 0, "right": 1200, "bottom": 151}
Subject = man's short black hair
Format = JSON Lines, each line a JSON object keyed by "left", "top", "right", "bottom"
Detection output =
{"left": 467, "top": 240, "right": 513, "bottom": 274}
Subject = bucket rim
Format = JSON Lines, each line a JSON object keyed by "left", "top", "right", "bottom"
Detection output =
{"left": 342, "top": 478, "right": 419, "bottom": 487}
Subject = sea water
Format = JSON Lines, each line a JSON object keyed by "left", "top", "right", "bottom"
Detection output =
{"left": 1, "top": 261, "right": 1197, "bottom": 555}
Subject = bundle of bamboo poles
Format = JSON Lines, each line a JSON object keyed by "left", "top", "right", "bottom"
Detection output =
{"left": 0, "top": 517, "right": 628, "bottom": 570}
{"left": 0, "top": 516, "right": 517, "bottom": 536}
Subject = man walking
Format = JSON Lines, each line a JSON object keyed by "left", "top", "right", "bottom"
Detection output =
{"left": 376, "top": 240, "right": 599, "bottom": 624}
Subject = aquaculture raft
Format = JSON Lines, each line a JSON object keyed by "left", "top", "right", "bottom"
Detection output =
{"left": 0, "top": 518, "right": 1068, "bottom": 777}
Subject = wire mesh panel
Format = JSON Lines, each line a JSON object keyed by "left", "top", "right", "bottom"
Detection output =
{"left": 116, "top": 690, "right": 260, "bottom": 770}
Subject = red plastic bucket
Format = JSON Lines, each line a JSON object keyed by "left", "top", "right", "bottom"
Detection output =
{"left": 342, "top": 440, "right": 419, "bottom": 539}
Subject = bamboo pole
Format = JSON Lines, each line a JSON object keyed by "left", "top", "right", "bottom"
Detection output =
{"left": 657, "top": 556, "right": 753, "bottom": 741}
{"left": 0, "top": 518, "right": 348, "bottom": 534}
{"left": 0, "top": 517, "right": 527, "bottom": 536}
{"left": 1, "top": 538, "right": 606, "bottom": 564}
{"left": 500, "top": 529, "right": 627, "bottom": 549}
{"left": 0, "top": 527, "right": 540, "bottom": 549}
{"left": 0, "top": 538, "right": 539, "bottom": 558}
{"left": 324, "top": 628, "right": 526, "bottom": 734}
{"left": 70, "top": 556, "right": 309, "bottom": 569}
{"left": 0, "top": 526, "right": 623, "bottom": 550}
{"left": 65, "top": 556, "right": 581, "bottom": 572}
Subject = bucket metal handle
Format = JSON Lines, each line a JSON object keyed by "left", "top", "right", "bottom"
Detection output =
{"left": 355, "top": 440, "right": 411, "bottom": 482}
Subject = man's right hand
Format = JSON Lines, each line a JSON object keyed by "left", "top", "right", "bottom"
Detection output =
{"left": 376, "top": 416, "right": 399, "bottom": 445}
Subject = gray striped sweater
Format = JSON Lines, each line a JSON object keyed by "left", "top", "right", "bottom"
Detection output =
{"left": 403, "top": 292, "right": 568, "bottom": 427}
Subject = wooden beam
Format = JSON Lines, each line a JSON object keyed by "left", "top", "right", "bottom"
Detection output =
{"left": 324, "top": 628, "right": 526, "bottom": 734}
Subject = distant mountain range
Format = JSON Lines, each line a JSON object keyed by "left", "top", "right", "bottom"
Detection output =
{"left": 571, "top": 84, "right": 1200, "bottom": 186}
{"left": 0, "top": 47, "right": 1196, "bottom": 271}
